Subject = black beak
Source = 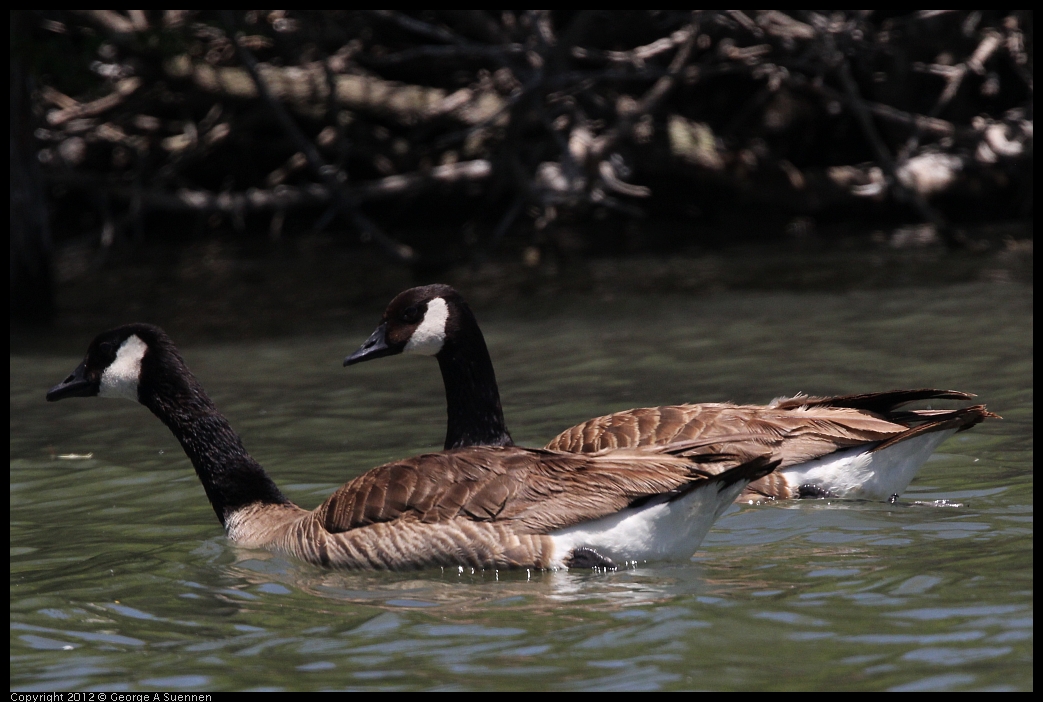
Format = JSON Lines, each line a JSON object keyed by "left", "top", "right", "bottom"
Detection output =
{"left": 46, "top": 360, "right": 96, "bottom": 401}
{"left": 344, "top": 323, "right": 400, "bottom": 366}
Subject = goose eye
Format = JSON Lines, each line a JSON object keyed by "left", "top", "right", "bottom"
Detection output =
{"left": 402, "top": 306, "right": 421, "bottom": 324}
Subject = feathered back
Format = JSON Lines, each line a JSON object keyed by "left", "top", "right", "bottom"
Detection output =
{"left": 315, "top": 446, "right": 775, "bottom": 535}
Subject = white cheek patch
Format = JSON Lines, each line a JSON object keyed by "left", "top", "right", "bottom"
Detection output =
{"left": 403, "top": 297, "right": 448, "bottom": 356}
{"left": 99, "top": 334, "right": 148, "bottom": 401}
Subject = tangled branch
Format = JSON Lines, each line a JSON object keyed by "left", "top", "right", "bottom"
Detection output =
{"left": 25, "top": 10, "right": 1032, "bottom": 262}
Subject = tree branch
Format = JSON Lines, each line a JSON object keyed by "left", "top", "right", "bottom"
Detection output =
{"left": 222, "top": 12, "right": 415, "bottom": 263}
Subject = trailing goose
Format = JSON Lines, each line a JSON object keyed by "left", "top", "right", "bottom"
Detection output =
{"left": 345, "top": 285, "right": 997, "bottom": 502}
{"left": 46, "top": 323, "right": 778, "bottom": 570}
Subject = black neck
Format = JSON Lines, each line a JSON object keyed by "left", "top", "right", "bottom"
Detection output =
{"left": 436, "top": 309, "right": 514, "bottom": 450}
{"left": 141, "top": 355, "right": 290, "bottom": 525}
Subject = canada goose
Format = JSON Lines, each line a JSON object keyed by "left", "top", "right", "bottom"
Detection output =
{"left": 46, "top": 323, "right": 779, "bottom": 570}
{"left": 345, "top": 285, "right": 997, "bottom": 502}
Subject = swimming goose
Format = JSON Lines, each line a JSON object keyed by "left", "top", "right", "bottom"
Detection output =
{"left": 46, "top": 323, "right": 778, "bottom": 570}
{"left": 345, "top": 285, "right": 997, "bottom": 502}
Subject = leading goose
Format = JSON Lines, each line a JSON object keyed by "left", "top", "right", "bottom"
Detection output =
{"left": 345, "top": 285, "right": 997, "bottom": 502}
{"left": 46, "top": 323, "right": 778, "bottom": 570}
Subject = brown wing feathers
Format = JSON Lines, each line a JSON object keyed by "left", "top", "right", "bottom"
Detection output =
{"left": 319, "top": 392, "right": 991, "bottom": 534}
{"left": 539, "top": 390, "right": 997, "bottom": 503}
{"left": 769, "top": 388, "right": 977, "bottom": 413}
{"left": 871, "top": 404, "right": 996, "bottom": 451}
{"left": 316, "top": 446, "right": 770, "bottom": 537}
{"left": 546, "top": 390, "right": 994, "bottom": 467}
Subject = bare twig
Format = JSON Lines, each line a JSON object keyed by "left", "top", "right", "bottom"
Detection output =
{"left": 363, "top": 43, "right": 524, "bottom": 65}
{"left": 75, "top": 10, "right": 138, "bottom": 36}
{"left": 826, "top": 31, "right": 955, "bottom": 246}
{"left": 590, "top": 18, "right": 697, "bottom": 160}
{"left": 46, "top": 78, "right": 141, "bottom": 126}
{"left": 572, "top": 26, "right": 695, "bottom": 66}
{"left": 372, "top": 10, "right": 467, "bottom": 46}
{"left": 46, "top": 161, "right": 493, "bottom": 213}
{"left": 967, "top": 29, "right": 1003, "bottom": 74}
{"left": 788, "top": 70, "right": 956, "bottom": 137}
{"left": 726, "top": 11, "right": 764, "bottom": 39}
{"left": 222, "top": 12, "right": 415, "bottom": 263}
{"left": 367, "top": 10, "right": 524, "bottom": 78}
{"left": 866, "top": 102, "right": 956, "bottom": 138}
{"left": 756, "top": 11, "right": 816, "bottom": 41}
{"left": 166, "top": 56, "right": 508, "bottom": 126}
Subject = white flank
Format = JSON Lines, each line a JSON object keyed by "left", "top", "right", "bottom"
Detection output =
{"left": 404, "top": 297, "right": 449, "bottom": 356}
{"left": 773, "top": 430, "right": 957, "bottom": 501}
{"left": 99, "top": 334, "right": 147, "bottom": 401}
{"left": 548, "top": 477, "right": 750, "bottom": 569}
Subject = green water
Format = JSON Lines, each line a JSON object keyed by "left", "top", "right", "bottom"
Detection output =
{"left": 10, "top": 282, "right": 1032, "bottom": 690}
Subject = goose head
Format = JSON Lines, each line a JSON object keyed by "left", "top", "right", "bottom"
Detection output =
{"left": 47, "top": 323, "right": 288, "bottom": 524}
{"left": 47, "top": 323, "right": 203, "bottom": 417}
{"left": 46, "top": 324, "right": 166, "bottom": 403}
{"left": 344, "top": 284, "right": 460, "bottom": 366}
{"left": 345, "top": 284, "right": 513, "bottom": 449}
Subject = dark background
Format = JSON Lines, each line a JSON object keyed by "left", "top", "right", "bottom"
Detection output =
{"left": 10, "top": 10, "right": 1033, "bottom": 341}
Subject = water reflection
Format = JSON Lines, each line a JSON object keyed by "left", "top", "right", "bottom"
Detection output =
{"left": 221, "top": 548, "right": 719, "bottom": 612}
